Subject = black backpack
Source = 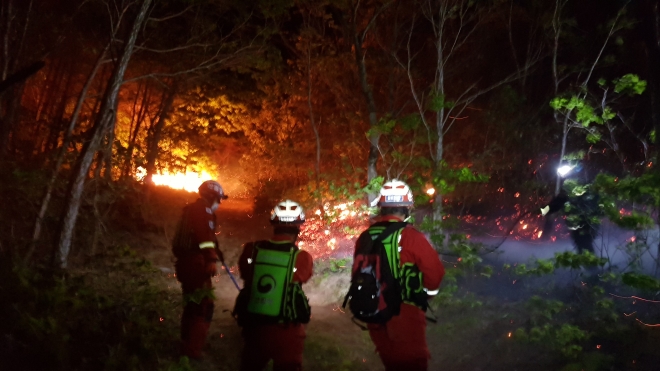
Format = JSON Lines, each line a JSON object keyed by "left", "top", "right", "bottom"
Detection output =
{"left": 343, "top": 222, "right": 407, "bottom": 324}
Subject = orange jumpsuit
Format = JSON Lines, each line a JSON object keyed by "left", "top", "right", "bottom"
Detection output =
{"left": 238, "top": 235, "right": 314, "bottom": 371}
{"left": 360, "top": 216, "right": 445, "bottom": 371}
{"left": 173, "top": 198, "right": 221, "bottom": 359}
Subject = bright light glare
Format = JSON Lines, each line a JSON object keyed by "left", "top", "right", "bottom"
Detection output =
{"left": 136, "top": 166, "right": 213, "bottom": 193}
{"left": 426, "top": 188, "right": 436, "bottom": 196}
{"left": 557, "top": 165, "right": 574, "bottom": 177}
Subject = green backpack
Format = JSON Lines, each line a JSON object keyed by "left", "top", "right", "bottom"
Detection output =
{"left": 234, "top": 241, "right": 311, "bottom": 326}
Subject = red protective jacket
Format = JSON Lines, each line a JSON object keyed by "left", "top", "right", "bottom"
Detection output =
{"left": 174, "top": 198, "right": 220, "bottom": 290}
{"left": 362, "top": 215, "right": 445, "bottom": 369}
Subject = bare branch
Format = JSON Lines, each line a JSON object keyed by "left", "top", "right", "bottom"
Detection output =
{"left": 392, "top": 12, "right": 436, "bottom": 162}
{"left": 134, "top": 43, "right": 215, "bottom": 53}
{"left": 147, "top": 4, "right": 192, "bottom": 22}
{"left": 581, "top": 1, "right": 630, "bottom": 88}
{"left": 357, "top": 0, "right": 394, "bottom": 45}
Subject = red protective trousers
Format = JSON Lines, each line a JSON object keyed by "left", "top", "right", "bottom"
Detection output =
{"left": 177, "top": 254, "right": 216, "bottom": 359}
{"left": 239, "top": 324, "right": 305, "bottom": 371}
{"left": 174, "top": 198, "right": 220, "bottom": 359}
{"left": 237, "top": 236, "right": 314, "bottom": 371}
{"left": 368, "top": 304, "right": 429, "bottom": 371}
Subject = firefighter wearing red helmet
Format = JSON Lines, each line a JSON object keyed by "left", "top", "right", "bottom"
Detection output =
{"left": 172, "top": 180, "right": 228, "bottom": 359}
{"left": 361, "top": 180, "right": 445, "bottom": 371}
{"left": 234, "top": 200, "right": 314, "bottom": 371}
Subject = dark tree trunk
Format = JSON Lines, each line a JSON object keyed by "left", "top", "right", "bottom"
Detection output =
{"left": 39, "top": 62, "right": 74, "bottom": 163}
{"left": 102, "top": 107, "right": 117, "bottom": 180}
{"left": 122, "top": 81, "right": 150, "bottom": 179}
{"left": 353, "top": 29, "right": 380, "bottom": 187}
{"left": 350, "top": 19, "right": 380, "bottom": 190}
{"left": 0, "top": 83, "right": 24, "bottom": 159}
{"left": 144, "top": 81, "right": 177, "bottom": 186}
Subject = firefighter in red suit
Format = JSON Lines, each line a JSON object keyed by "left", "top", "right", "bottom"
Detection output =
{"left": 234, "top": 200, "right": 313, "bottom": 371}
{"left": 172, "top": 180, "right": 228, "bottom": 359}
{"left": 361, "top": 180, "right": 445, "bottom": 371}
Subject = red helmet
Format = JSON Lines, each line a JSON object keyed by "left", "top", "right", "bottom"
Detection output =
{"left": 199, "top": 180, "right": 228, "bottom": 200}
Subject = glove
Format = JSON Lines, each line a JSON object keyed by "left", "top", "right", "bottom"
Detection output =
{"left": 540, "top": 206, "right": 550, "bottom": 216}
{"left": 206, "top": 261, "right": 217, "bottom": 277}
{"left": 424, "top": 288, "right": 439, "bottom": 299}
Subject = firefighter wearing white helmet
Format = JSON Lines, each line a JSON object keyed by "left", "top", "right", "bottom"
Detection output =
{"left": 236, "top": 199, "right": 313, "bottom": 370}
{"left": 354, "top": 179, "right": 444, "bottom": 370}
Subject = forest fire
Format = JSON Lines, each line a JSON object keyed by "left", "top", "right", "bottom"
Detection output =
{"left": 135, "top": 167, "right": 214, "bottom": 192}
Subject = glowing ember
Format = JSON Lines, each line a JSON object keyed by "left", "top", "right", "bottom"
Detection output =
{"left": 136, "top": 166, "right": 214, "bottom": 192}
{"left": 508, "top": 332, "right": 512, "bottom": 338}
{"left": 295, "top": 200, "right": 374, "bottom": 259}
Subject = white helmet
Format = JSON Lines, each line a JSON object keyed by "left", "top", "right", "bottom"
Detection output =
{"left": 270, "top": 200, "right": 305, "bottom": 225}
{"left": 371, "top": 179, "right": 414, "bottom": 207}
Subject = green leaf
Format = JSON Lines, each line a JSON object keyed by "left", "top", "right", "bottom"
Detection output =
{"left": 621, "top": 272, "right": 660, "bottom": 291}
{"left": 601, "top": 107, "right": 615, "bottom": 121}
{"left": 613, "top": 74, "right": 647, "bottom": 95}
{"left": 550, "top": 97, "right": 569, "bottom": 110}
{"left": 586, "top": 132, "right": 601, "bottom": 143}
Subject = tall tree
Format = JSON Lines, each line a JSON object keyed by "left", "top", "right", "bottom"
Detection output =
{"left": 400, "top": 0, "right": 526, "bottom": 223}
{"left": 550, "top": 0, "right": 630, "bottom": 193}
{"left": 342, "top": 0, "right": 393, "bottom": 190}
{"left": 56, "top": 0, "right": 152, "bottom": 269}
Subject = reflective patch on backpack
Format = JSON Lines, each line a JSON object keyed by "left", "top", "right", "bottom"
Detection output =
{"left": 401, "top": 263, "right": 428, "bottom": 311}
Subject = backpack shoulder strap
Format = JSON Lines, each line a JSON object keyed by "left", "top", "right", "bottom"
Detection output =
{"left": 374, "top": 221, "right": 408, "bottom": 243}
{"left": 356, "top": 221, "right": 407, "bottom": 255}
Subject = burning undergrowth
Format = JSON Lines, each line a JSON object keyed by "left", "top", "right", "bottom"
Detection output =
{"left": 297, "top": 202, "right": 371, "bottom": 260}
{"left": 296, "top": 198, "right": 570, "bottom": 263}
